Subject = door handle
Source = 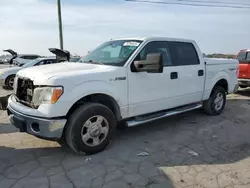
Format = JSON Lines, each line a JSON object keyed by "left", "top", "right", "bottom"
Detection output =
{"left": 170, "top": 72, "right": 178, "bottom": 79}
{"left": 198, "top": 70, "right": 204, "bottom": 76}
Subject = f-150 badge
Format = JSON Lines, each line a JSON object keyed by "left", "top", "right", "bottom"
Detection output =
{"left": 109, "top": 77, "right": 126, "bottom": 81}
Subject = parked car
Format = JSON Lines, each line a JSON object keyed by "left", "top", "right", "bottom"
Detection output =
{"left": 3, "top": 57, "right": 11, "bottom": 64}
{"left": 3, "top": 49, "right": 41, "bottom": 66}
{"left": 236, "top": 49, "right": 250, "bottom": 88}
{"left": 7, "top": 37, "right": 239, "bottom": 154}
{"left": 69, "top": 56, "right": 81, "bottom": 62}
{"left": 0, "top": 48, "right": 70, "bottom": 89}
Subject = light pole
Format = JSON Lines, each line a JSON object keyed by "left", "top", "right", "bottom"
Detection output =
{"left": 57, "top": 0, "right": 63, "bottom": 50}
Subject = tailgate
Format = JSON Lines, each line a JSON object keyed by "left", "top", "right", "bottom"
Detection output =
{"left": 238, "top": 61, "right": 250, "bottom": 78}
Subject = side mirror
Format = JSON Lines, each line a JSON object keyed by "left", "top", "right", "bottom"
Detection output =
{"left": 134, "top": 53, "right": 163, "bottom": 73}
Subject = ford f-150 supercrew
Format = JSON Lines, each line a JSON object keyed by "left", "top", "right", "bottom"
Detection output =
{"left": 7, "top": 37, "right": 239, "bottom": 154}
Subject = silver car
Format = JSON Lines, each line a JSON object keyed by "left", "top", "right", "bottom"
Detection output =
{"left": 0, "top": 48, "right": 71, "bottom": 89}
{"left": 0, "top": 57, "right": 57, "bottom": 89}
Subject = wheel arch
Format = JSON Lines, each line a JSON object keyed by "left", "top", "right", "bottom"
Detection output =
{"left": 5, "top": 74, "right": 16, "bottom": 87}
{"left": 66, "top": 93, "right": 122, "bottom": 121}
{"left": 211, "top": 78, "right": 228, "bottom": 96}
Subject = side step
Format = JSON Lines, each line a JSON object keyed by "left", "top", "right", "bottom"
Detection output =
{"left": 126, "top": 103, "right": 202, "bottom": 127}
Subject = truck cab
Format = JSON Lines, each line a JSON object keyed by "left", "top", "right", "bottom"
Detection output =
{"left": 237, "top": 49, "right": 250, "bottom": 88}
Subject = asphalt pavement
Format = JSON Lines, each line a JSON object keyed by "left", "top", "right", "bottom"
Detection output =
{"left": 1, "top": 64, "right": 250, "bottom": 188}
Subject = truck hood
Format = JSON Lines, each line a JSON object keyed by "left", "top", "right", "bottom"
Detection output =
{"left": 16, "top": 62, "right": 115, "bottom": 83}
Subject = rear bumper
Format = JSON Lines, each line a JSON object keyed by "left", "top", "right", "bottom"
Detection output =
{"left": 233, "top": 84, "right": 239, "bottom": 93}
{"left": 7, "top": 105, "right": 67, "bottom": 140}
{"left": 238, "top": 79, "right": 250, "bottom": 87}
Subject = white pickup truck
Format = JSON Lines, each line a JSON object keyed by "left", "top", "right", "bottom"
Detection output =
{"left": 7, "top": 37, "right": 239, "bottom": 154}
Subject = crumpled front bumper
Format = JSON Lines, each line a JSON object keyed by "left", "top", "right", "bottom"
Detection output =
{"left": 7, "top": 104, "right": 67, "bottom": 140}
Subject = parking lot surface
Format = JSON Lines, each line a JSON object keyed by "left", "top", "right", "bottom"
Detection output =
{"left": 1, "top": 65, "right": 250, "bottom": 188}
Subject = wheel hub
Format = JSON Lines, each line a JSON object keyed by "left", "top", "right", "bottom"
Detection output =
{"left": 89, "top": 124, "right": 101, "bottom": 137}
{"left": 214, "top": 92, "right": 224, "bottom": 111}
{"left": 81, "top": 115, "right": 109, "bottom": 147}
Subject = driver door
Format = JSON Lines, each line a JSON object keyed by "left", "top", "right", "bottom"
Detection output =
{"left": 127, "top": 41, "right": 179, "bottom": 117}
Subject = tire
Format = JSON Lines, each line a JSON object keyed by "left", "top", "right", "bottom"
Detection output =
{"left": 5, "top": 75, "right": 15, "bottom": 89}
{"left": 65, "top": 103, "right": 116, "bottom": 155}
{"left": 56, "top": 135, "right": 69, "bottom": 148}
{"left": 203, "top": 86, "right": 226, "bottom": 116}
{"left": 117, "top": 120, "right": 128, "bottom": 130}
{"left": 239, "top": 85, "right": 248, "bottom": 89}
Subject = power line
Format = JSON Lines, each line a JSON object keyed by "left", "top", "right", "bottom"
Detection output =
{"left": 125, "top": 0, "right": 250, "bottom": 9}
{"left": 175, "top": 0, "right": 250, "bottom": 6}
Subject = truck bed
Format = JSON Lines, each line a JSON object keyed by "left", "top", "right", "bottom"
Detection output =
{"left": 202, "top": 57, "right": 238, "bottom": 101}
{"left": 205, "top": 58, "right": 238, "bottom": 65}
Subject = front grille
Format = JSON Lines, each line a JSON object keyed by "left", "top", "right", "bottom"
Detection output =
{"left": 15, "top": 77, "right": 35, "bottom": 108}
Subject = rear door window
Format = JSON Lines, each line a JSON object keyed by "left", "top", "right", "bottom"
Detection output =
{"left": 169, "top": 42, "right": 200, "bottom": 66}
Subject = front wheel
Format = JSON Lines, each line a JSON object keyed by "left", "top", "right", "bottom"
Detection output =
{"left": 5, "top": 75, "right": 15, "bottom": 89}
{"left": 65, "top": 103, "right": 116, "bottom": 155}
{"left": 203, "top": 86, "right": 226, "bottom": 116}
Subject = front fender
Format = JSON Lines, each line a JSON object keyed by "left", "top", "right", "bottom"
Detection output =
{"left": 72, "top": 81, "right": 122, "bottom": 105}
{"left": 59, "top": 80, "right": 127, "bottom": 116}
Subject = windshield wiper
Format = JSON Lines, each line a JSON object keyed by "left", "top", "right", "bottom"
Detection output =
{"left": 86, "top": 60, "right": 104, "bottom": 65}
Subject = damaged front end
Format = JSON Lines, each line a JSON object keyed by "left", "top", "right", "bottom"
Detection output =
{"left": 14, "top": 77, "right": 35, "bottom": 108}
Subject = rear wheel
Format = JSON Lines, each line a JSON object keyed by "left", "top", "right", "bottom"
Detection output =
{"left": 5, "top": 75, "right": 15, "bottom": 89}
{"left": 203, "top": 86, "right": 226, "bottom": 116}
{"left": 65, "top": 103, "right": 116, "bottom": 155}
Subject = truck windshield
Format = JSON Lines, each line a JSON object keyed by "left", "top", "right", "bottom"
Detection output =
{"left": 79, "top": 40, "right": 142, "bottom": 66}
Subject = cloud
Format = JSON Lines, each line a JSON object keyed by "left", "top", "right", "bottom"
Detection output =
{"left": 0, "top": 0, "right": 249, "bottom": 55}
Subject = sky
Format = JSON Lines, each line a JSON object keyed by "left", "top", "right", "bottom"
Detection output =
{"left": 0, "top": 0, "right": 250, "bottom": 56}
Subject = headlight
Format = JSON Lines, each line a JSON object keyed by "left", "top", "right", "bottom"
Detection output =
{"left": 0, "top": 72, "right": 4, "bottom": 76}
{"left": 32, "top": 86, "right": 63, "bottom": 107}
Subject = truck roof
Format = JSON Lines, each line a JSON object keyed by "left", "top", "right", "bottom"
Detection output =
{"left": 239, "top": 49, "right": 250, "bottom": 52}
{"left": 112, "top": 37, "right": 196, "bottom": 43}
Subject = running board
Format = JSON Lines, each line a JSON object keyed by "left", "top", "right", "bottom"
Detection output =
{"left": 126, "top": 103, "right": 202, "bottom": 127}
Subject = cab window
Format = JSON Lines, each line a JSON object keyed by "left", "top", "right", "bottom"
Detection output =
{"left": 168, "top": 42, "right": 200, "bottom": 66}
{"left": 134, "top": 41, "right": 172, "bottom": 66}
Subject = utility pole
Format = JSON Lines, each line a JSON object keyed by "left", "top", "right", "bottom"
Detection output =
{"left": 57, "top": 0, "right": 63, "bottom": 50}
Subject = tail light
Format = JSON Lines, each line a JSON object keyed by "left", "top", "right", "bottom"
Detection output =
{"left": 237, "top": 67, "right": 239, "bottom": 77}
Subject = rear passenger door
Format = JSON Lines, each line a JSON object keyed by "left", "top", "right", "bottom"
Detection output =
{"left": 168, "top": 41, "right": 205, "bottom": 104}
